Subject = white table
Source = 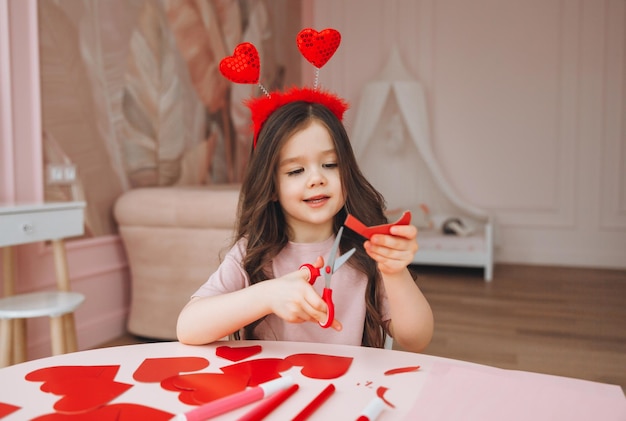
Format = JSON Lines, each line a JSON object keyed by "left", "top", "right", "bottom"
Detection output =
{"left": 0, "top": 202, "right": 85, "bottom": 365}
{"left": 0, "top": 340, "right": 623, "bottom": 420}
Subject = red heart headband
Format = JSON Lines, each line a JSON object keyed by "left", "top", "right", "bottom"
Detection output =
{"left": 219, "top": 28, "right": 349, "bottom": 148}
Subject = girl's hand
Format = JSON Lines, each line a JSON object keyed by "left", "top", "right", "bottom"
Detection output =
{"left": 267, "top": 257, "right": 342, "bottom": 331}
{"left": 363, "top": 223, "right": 419, "bottom": 275}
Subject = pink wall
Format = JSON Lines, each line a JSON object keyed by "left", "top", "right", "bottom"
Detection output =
{"left": 1, "top": 0, "right": 130, "bottom": 359}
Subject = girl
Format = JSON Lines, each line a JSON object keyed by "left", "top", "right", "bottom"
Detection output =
{"left": 177, "top": 96, "right": 433, "bottom": 352}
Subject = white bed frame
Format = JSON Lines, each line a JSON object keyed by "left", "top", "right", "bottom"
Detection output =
{"left": 411, "top": 218, "right": 494, "bottom": 281}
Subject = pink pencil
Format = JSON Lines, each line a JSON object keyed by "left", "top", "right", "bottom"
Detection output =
{"left": 172, "top": 375, "right": 294, "bottom": 421}
{"left": 237, "top": 383, "right": 299, "bottom": 421}
{"left": 292, "top": 383, "right": 336, "bottom": 421}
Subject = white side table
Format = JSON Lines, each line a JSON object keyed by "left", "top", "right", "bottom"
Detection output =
{"left": 0, "top": 202, "right": 85, "bottom": 366}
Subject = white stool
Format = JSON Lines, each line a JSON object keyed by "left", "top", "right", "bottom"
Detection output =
{"left": 0, "top": 202, "right": 85, "bottom": 367}
{"left": 0, "top": 293, "right": 85, "bottom": 360}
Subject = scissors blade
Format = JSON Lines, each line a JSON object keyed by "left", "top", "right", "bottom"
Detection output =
{"left": 332, "top": 247, "right": 356, "bottom": 272}
{"left": 324, "top": 227, "right": 345, "bottom": 287}
{"left": 327, "top": 226, "right": 344, "bottom": 269}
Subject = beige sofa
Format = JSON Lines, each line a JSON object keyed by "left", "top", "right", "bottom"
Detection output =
{"left": 113, "top": 185, "right": 240, "bottom": 340}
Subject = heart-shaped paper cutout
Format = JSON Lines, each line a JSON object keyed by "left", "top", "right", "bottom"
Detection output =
{"left": 0, "top": 402, "right": 20, "bottom": 418}
{"left": 284, "top": 353, "right": 353, "bottom": 379}
{"left": 32, "top": 403, "right": 173, "bottom": 421}
{"left": 219, "top": 42, "right": 260, "bottom": 84}
{"left": 26, "top": 365, "right": 131, "bottom": 413}
{"left": 133, "top": 357, "right": 209, "bottom": 383}
{"left": 161, "top": 373, "right": 249, "bottom": 405}
{"left": 297, "top": 28, "right": 341, "bottom": 68}
{"left": 216, "top": 345, "right": 262, "bottom": 362}
{"left": 220, "top": 358, "right": 292, "bottom": 386}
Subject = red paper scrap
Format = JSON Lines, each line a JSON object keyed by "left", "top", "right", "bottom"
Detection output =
{"left": 384, "top": 366, "right": 420, "bottom": 375}
{"left": 344, "top": 211, "right": 411, "bottom": 240}
{"left": 376, "top": 386, "right": 395, "bottom": 408}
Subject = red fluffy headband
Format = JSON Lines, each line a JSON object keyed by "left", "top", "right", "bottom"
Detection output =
{"left": 219, "top": 28, "right": 349, "bottom": 148}
{"left": 245, "top": 87, "right": 348, "bottom": 148}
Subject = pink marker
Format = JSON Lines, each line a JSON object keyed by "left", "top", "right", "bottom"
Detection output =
{"left": 172, "top": 375, "right": 294, "bottom": 421}
{"left": 355, "top": 397, "right": 385, "bottom": 421}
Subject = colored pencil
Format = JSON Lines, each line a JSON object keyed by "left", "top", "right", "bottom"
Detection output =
{"left": 238, "top": 383, "right": 300, "bottom": 421}
{"left": 292, "top": 383, "right": 335, "bottom": 421}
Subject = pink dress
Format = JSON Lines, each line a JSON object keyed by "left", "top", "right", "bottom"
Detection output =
{"left": 193, "top": 236, "right": 390, "bottom": 345}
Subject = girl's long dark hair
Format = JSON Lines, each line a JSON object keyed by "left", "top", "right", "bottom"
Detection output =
{"left": 235, "top": 101, "right": 397, "bottom": 348}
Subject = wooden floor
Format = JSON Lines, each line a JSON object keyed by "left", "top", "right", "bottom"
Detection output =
{"left": 95, "top": 264, "right": 626, "bottom": 392}
{"left": 408, "top": 264, "right": 626, "bottom": 392}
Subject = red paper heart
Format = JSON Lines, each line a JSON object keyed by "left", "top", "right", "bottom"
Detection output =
{"left": 133, "top": 357, "right": 209, "bottom": 383}
{"left": 284, "top": 353, "right": 353, "bottom": 379}
{"left": 31, "top": 403, "right": 173, "bottom": 421}
{"left": 219, "top": 42, "right": 260, "bottom": 84}
{"left": 26, "top": 365, "right": 131, "bottom": 413}
{"left": 0, "top": 402, "right": 20, "bottom": 418}
{"left": 161, "top": 373, "right": 249, "bottom": 405}
{"left": 220, "top": 358, "right": 293, "bottom": 386}
{"left": 216, "top": 345, "right": 262, "bottom": 362}
{"left": 297, "top": 28, "right": 341, "bottom": 68}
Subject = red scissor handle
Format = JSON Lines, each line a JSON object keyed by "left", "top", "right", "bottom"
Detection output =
{"left": 319, "top": 287, "right": 334, "bottom": 328}
{"left": 300, "top": 264, "right": 334, "bottom": 328}
{"left": 299, "top": 263, "right": 320, "bottom": 285}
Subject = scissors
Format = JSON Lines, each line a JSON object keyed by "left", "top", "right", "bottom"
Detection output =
{"left": 300, "top": 226, "right": 356, "bottom": 328}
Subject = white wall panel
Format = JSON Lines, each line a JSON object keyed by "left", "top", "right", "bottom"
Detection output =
{"left": 600, "top": 0, "right": 626, "bottom": 230}
{"left": 309, "top": 0, "right": 626, "bottom": 269}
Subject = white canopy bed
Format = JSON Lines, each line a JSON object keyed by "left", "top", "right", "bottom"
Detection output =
{"left": 351, "top": 48, "right": 494, "bottom": 281}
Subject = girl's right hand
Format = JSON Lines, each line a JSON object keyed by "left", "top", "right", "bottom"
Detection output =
{"left": 266, "top": 257, "right": 342, "bottom": 331}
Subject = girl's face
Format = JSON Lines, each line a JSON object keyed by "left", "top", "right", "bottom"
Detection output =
{"left": 276, "top": 120, "right": 345, "bottom": 242}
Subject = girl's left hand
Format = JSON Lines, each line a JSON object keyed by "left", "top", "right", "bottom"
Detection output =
{"left": 363, "top": 223, "right": 418, "bottom": 275}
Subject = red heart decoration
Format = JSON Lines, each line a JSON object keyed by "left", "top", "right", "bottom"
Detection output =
{"left": 297, "top": 28, "right": 341, "bottom": 68}
{"left": 284, "top": 353, "right": 353, "bottom": 379}
{"left": 219, "top": 42, "right": 260, "bottom": 84}
{"left": 32, "top": 403, "right": 174, "bottom": 421}
{"left": 161, "top": 373, "right": 249, "bottom": 405}
{"left": 0, "top": 402, "right": 20, "bottom": 418}
{"left": 220, "top": 358, "right": 293, "bottom": 386}
{"left": 26, "top": 365, "right": 132, "bottom": 413}
{"left": 133, "top": 357, "right": 209, "bottom": 383}
{"left": 216, "top": 345, "right": 262, "bottom": 362}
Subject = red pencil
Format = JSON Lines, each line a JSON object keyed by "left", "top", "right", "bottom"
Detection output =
{"left": 292, "top": 383, "right": 336, "bottom": 421}
{"left": 238, "top": 383, "right": 300, "bottom": 421}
